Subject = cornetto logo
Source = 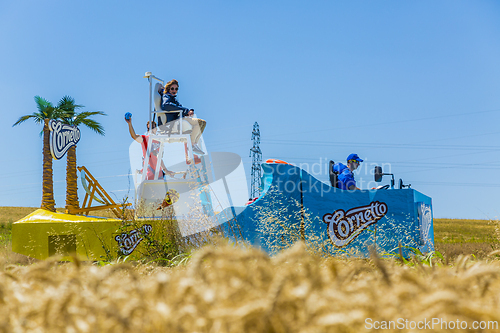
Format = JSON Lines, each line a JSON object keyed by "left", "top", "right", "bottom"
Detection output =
{"left": 49, "top": 120, "right": 81, "bottom": 160}
{"left": 115, "top": 224, "right": 152, "bottom": 255}
{"left": 323, "top": 201, "right": 388, "bottom": 247}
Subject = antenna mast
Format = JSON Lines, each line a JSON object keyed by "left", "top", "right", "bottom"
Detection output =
{"left": 249, "top": 122, "right": 262, "bottom": 199}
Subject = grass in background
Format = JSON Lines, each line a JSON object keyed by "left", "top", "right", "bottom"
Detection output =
{"left": 434, "top": 219, "right": 499, "bottom": 243}
{"left": 434, "top": 218, "right": 500, "bottom": 260}
{"left": 0, "top": 206, "right": 40, "bottom": 224}
{"left": 0, "top": 206, "right": 121, "bottom": 223}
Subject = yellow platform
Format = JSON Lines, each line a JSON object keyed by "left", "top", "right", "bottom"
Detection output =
{"left": 12, "top": 209, "right": 159, "bottom": 261}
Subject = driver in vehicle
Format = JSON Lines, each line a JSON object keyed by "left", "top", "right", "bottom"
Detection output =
{"left": 333, "top": 153, "right": 363, "bottom": 190}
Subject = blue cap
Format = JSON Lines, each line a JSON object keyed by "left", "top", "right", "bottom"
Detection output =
{"left": 347, "top": 153, "right": 363, "bottom": 162}
{"left": 125, "top": 112, "right": 132, "bottom": 120}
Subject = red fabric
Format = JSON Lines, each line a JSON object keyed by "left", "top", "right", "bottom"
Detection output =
{"left": 141, "top": 135, "right": 162, "bottom": 180}
{"left": 245, "top": 197, "right": 258, "bottom": 205}
{"left": 265, "top": 159, "right": 291, "bottom": 165}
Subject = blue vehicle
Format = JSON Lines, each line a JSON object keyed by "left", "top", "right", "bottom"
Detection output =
{"left": 220, "top": 161, "right": 434, "bottom": 258}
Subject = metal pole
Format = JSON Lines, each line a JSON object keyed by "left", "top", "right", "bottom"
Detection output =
{"left": 149, "top": 76, "right": 152, "bottom": 127}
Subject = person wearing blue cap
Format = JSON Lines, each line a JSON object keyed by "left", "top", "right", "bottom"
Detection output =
{"left": 332, "top": 153, "right": 363, "bottom": 190}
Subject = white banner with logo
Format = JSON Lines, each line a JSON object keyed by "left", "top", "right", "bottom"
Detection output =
{"left": 49, "top": 120, "right": 81, "bottom": 160}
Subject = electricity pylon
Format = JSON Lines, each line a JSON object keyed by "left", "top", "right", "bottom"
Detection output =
{"left": 249, "top": 122, "right": 262, "bottom": 199}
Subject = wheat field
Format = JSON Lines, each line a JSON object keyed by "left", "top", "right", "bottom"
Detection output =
{"left": 0, "top": 242, "right": 499, "bottom": 332}
{"left": 2, "top": 207, "right": 500, "bottom": 332}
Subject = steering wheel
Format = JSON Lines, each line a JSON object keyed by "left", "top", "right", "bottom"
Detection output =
{"left": 379, "top": 184, "right": 390, "bottom": 190}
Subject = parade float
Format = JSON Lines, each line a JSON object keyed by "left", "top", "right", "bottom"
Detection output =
{"left": 12, "top": 72, "right": 434, "bottom": 261}
{"left": 220, "top": 161, "right": 434, "bottom": 257}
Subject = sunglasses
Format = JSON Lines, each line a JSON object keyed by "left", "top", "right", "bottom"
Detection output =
{"left": 349, "top": 160, "right": 360, "bottom": 163}
{"left": 170, "top": 87, "right": 178, "bottom": 91}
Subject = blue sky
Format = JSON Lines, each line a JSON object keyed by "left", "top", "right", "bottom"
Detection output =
{"left": 1, "top": 0, "right": 500, "bottom": 219}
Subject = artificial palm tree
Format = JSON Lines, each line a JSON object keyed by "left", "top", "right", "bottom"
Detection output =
{"left": 59, "top": 96, "right": 106, "bottom": 211}
{"left": 13, "top": 96, "right": 64, "bottom": 212}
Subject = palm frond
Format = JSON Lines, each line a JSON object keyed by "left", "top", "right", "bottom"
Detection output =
{"left": 13, "top": 113, "right": 43, "bottom": 127}
{"left": 34, "top": 96, "right": 53, "bottom": 114}
{"left": 58, "top": 95, "right": 84, "bottom": 112}
{"left": 81, "top": 118, "right": 105, "bottom": 135}
{"left": 19, "top": 95, "right": 106, "bottom": 135}
{"left": 34, "top": 96, "right": 64, "bottom": 120}
{"left": 70, "top": 110, "right": 106, "bottom": 135}
{"left": 54, "top": 97, "right": 107, "bottom": 134}
{"left": 74, "top": 111, "right": 106, "bottom": 123}
{"left": 58, "top": 95, "right": 75, "bottom": 108}
{"left": 59, "top": 96, "right": 87, "bottom": 125}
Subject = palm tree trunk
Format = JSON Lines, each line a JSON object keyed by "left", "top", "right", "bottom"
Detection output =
{"left": 65, "top": 145, "right": 79, "bottom": 211}
{"left": 41, "top": 119, "right": 56, "bottom": 212}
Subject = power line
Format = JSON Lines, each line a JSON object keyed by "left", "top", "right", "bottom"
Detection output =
{"left": 264, "top": 107, "right": 500, "bottom": 139}
{"left": 412, "top": 181, "right": 500, "bottom": 188}
{"left": 264, "top": 139, "right": 500, "bottom": 151}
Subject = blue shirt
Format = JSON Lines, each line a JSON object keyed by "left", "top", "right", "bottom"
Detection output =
{"left": 161, "top": 93, "right": 191, "bottom": 123}
{"left": 333, "top": 163, "right": 356, "bottom": 190}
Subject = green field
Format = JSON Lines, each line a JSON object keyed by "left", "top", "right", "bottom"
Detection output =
{"left": 434, "top": 218, "right": 500, "bottom": 260}
{"left": 0, "top": 207, "right": 499, "bottom": 263}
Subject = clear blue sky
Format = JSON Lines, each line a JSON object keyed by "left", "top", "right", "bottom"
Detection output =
{"left": 1, "top": 0, "right": 500, "bottom": 219}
